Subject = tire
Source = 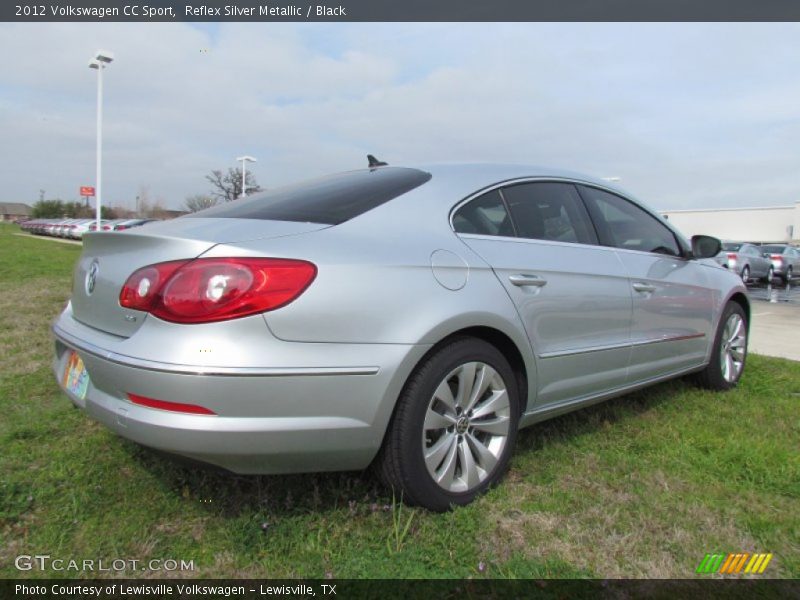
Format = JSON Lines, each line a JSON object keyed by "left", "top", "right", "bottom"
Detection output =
{"left": 783, "top": 266, "right": 793, "bottom": 285}
{"left": 375, "top": 337, "right": 520, "bottom": 512}
{"left": 762, "top": 267, "right": 774, "bottom": 284}
{"left": 740, "top": 266, "right": 750, "bottom": 283}
{"left": 693, "top": 302, "right": 748, "bottom": 391}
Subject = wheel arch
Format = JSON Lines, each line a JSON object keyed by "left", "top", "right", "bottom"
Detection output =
{"left": 437, "top": 326, "right": 530, "bottom": 414}
{"left": 727, "top": 291, "right": 751, "bottom": 331}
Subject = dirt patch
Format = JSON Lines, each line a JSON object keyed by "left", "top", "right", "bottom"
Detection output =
{"left": 484, "top": 469, "right": 762, "bottom": 578}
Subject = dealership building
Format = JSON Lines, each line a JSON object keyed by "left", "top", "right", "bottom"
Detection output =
{"left": 661, "top": 202, "right": 800, "bottom": 244}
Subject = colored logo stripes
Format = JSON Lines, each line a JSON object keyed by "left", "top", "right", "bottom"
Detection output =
{"left": 696, "top": 553, "right": 773, "bottom": 574}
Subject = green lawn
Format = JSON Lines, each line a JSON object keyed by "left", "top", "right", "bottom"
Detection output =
{"left": 0, "top": 223, "right": 798, "bottom": 579}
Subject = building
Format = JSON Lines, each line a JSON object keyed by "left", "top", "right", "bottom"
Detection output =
{"left": 661, "top": 202, "right": 800, "bottom": 243}
{"left": 0, "top": 202, "right": 33, "bottom": 222}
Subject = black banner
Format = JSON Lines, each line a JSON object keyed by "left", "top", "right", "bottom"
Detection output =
{"left": 2, "top": 579, "right": 800, "bottom": 600}
{"left": 4, "top": 0, "right": 800, "bottom": 22}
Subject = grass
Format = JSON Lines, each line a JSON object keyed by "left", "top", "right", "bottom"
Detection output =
{"left": 0, "top": 222, "right": 798, "bottom": 579}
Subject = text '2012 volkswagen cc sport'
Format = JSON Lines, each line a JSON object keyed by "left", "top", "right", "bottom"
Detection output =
{"left": 53, "top": 163, "right": 749, "bottom": 511}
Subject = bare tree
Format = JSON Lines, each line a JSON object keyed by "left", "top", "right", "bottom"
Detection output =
{"left": 183, "top": 194, "right": 217, "bottom": 213}
{"left": 206, "top": 167, "right": 261, "bottom": 203}
{"left": 149, "top": 200, "right": 170, "bottom": 219}
{"left": 136, "top": 185, "right": 152, "bottom": 218}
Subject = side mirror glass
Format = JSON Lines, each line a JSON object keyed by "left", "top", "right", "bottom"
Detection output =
{"left": 691, "top": 235, "right": 722, "bottom": 259}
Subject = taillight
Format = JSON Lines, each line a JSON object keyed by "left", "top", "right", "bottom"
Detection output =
{"left": 102, "top": 225, "right": 111, "bottom": 230}
{"left": 727, "top": 253, "right": 738, "bottom": 260}
{"left": 128, "top": 393, "right": 216, "bottom": 415}
{"left": 771, "top": 254, "right": 783, "bottom": 262}
{"left": 116, "top": 225, "right": 128, "bottom": 230}
{"left": 119, "top": 260, "right": 188, "bottom": 311}
{"left": 119, "top": 258, "right": 317, "bottom": 324}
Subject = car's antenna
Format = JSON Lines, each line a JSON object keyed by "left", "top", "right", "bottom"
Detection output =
{"left": 367, "top": 154, "right": 388, "bottom": 168}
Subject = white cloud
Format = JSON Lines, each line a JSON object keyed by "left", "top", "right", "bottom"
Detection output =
{"left": 0, "top": 22, "right": 798, "bottom": 210}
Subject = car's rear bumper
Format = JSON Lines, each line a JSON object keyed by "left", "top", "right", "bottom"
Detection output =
{"left": 52, "top": 310, "right": 429, "bottom": 474}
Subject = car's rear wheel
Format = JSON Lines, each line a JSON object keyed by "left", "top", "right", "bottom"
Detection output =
{"left": 740, "top": 266, "right": 750, "bottom": 283}
{"left": 783, "top": 266, "right": 793, "bottom": 284}
{"left": 763, "top": 266, "right": 774, "bottom": 284}
{"left": 375, "top": 337, "right": 520, "bottom": 511}
{"left": 693, "top": 302, "right": 747, "bottom": 391}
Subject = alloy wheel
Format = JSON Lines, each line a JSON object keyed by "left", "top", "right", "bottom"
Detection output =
{"left": 719, "top": 313, "right": 746, "bottom": 383}
{"left": 421, "top": 361, "right": 511, "bottom": 493}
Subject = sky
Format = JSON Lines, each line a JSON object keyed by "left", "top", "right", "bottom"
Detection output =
{"left": 0, "top": 22, "right": 798, "bottom": 211}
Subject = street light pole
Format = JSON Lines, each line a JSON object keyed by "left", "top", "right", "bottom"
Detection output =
{"left": 89, "top": 50, "right": 114, "bottom": 230}
{"left": 95, "top": 61, "right": 103, "bottom": 229}
{"left": 236, "top": 155, "right": 257, "bottom": 198}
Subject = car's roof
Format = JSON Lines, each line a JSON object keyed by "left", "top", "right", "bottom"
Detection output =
{"left": 411, "top": 163, "right": 615, "bottom": 194}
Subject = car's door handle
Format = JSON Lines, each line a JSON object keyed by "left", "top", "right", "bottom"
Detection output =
{"left": 632, "top": 282, "right": 657, "bottom": 293}
{"left": 509, "top": 274, "right": 548, "bottom": 287}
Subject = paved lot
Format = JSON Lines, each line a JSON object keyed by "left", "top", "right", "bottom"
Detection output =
{"left": 747, "top": 281, "right": 800, "bottom": 361}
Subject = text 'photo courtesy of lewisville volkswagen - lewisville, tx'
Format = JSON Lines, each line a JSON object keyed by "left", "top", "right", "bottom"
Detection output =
{"left": 1, "top": 2, "right": 799, "bottom": 597}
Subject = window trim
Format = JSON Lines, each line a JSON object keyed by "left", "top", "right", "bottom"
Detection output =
{"left": 496, "top": 189, "right": 519, "bottom": 238}
{"left": 450, "top": 176, "right": 690, "bottom": 259}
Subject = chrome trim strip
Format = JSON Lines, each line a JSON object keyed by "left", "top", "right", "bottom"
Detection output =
{"left": 520, "top": 362, "right": 705, "bottom": 428}
{"left": 456, "top": 232, "right": 619, "bottom": 254}
{"left": 538, "top": 333, "right": 706, "bottom": 359}
{"left": 449, "top": 175, "right": 629, "bottom": 230}
{"left": 52, "top": 323, "right": 380, "bottom": 377}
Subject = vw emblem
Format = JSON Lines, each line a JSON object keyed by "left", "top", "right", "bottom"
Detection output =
{"left": 85, "top": 260, "right": 100, "bottom": 295}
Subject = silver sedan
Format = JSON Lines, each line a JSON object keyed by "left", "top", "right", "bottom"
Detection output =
{"left": 52, "top": 164, "right": 749, "bottom": 511}
{"left": 714, "top": 242, "right": 774, "bottom": 283}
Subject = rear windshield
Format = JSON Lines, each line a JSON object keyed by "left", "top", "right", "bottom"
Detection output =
{"left": 721, "top": 243, "right": 742, "bottom": 251}
{"left": 760, "top": 245, "right": 786, "bottom": 253}
{"left": 188, "top": 167, "right": 432, "bottom": 225}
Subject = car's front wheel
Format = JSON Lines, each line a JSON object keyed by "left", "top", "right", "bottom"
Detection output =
{"left": 693, "top": 302, "right": 748, "bottom": 391}
{"left": 375, "top": 337, "right": 520, "bottom": 511}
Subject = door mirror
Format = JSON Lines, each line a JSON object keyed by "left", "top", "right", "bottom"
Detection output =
{"left": 691, "top": 235, "right": 722, "bottom": 259}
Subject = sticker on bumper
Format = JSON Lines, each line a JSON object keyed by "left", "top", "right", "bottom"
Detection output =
{"left": 62, "top": 351, "right": 90, "bottom": 400}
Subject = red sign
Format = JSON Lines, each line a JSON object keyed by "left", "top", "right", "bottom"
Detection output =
{"left": 80, "top": 186, "right": 95, "bottom": 197}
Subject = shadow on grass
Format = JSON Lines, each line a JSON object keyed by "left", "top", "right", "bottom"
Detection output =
{"left": 120, "top": 376, "right": 693, "bottom": 517}
{"left": 123, "top": 443, "right": 386, "bottom": 518}
{"left": 515, "top": 376, "right": 690, "bottom": 454}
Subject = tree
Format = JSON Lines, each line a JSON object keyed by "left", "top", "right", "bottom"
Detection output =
{"left": 206, "top": 167, "right": 261, "bottom": 203}
{"left": 31, "top": 199, "right": 65, "bottom": 218}
{"left": 183, "top": 194, "right": 217, "bottom": 213}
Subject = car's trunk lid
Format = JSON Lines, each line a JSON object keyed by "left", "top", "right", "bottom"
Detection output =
{"left": 70, "top": 218, "right": 328, "bottom": 337}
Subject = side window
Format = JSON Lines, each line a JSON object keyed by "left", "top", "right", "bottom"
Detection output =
{"left": 501, "top": 182, "right": 597, "bottom": 245}
{"left": 453, "top": 190, "right": 514, "bottom": 237}
{"left": 578, "top": 186, "right": 682, "bottom": 257}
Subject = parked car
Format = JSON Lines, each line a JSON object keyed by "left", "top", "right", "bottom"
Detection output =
{"left": 56, "top": 219, "right": 81, "bottom": 238}
{"left": 87, "top": 220, "right": 111, "bottom": 233}
{"left": 70, "top": 219, "right": 96, "bottom": 240}
{"left": 111, "top": 218, "right": 158, "bottom": 231}
{"left": 52, "top": 164, "right": 749, "bottom": 511}
{"left": 760, "top": 244, "right": 800, "bottom": 284}
{"left": 714, "top": 242, "right": 774, "bottom": 283}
